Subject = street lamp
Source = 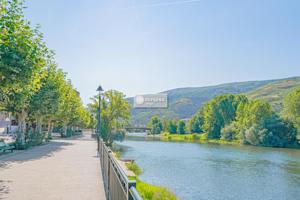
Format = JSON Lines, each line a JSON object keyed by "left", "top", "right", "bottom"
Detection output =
{"left": 96, "top": 85, "right": 103, "bottom": 137}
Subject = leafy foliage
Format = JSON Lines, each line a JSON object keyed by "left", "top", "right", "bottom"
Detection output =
{"left": 0, "top": 0, "right": 90, "bottom": 146}
{"left": 188, "top": 113, "right": 204, "bottom": 133}
{"left": 202, "top": 94, "right": 248, "bottom": 139}
{"left": 236, "top": 99, "right": 298, "bottom": 147}
{"left": 283, "top": 86, "right": 300, "bottom": 131}
{"left": 177, "top": 120, "right": 186, "bottom": 134}
{"left": 188, "top": 94, "right": 299, "bottom": 147}
{"left": 168, "top": 120, "right": 177, "bottom": 134}
{"left": 148, "top": 116, "right": 163, "bottom": 135}
{"left": 88, "top": 90, "right": 131, "bottom": 145}
{"left": 221, "top": 122, "right": 238, "bottom": 140}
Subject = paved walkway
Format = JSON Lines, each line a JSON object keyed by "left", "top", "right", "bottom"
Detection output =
{"left": 0, "top": 132, "right": 106, "bottom": 200}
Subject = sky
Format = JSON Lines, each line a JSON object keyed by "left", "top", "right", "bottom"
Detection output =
{"left": 24, "top": 0, "right": 300, "bottom": 104}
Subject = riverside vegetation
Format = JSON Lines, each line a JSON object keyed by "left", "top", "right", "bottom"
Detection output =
{"left": 125, "top": 161, "right": 177, "bottom": 200}
{"left": 147, "top": 88, "right": 300, "bottom": 148}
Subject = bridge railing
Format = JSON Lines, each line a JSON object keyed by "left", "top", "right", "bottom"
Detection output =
{"left": 98, "top": 138, "right": 143, "bottom": 200}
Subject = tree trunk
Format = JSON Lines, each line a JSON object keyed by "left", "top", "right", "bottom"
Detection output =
{"left": 17, "top": 110, "right": 27, "bottom": 145}
{"left": 63, "top": 124, "right": 68, "bottom": 137}
{"left": 47, "top": 120, "right": 52, "bottom": 139}
{"left": 36, "top": 116, "right": 43, "bottom": 134}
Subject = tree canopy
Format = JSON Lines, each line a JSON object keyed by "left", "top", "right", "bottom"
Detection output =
{"left": 88, "top": 90, "right": 131, "bottom": 145}
{"left": 283, "top": 86, "right": 300, "bottom": 131}
{"left": 202, "top": 94, "right": 248, "bottom": 139}
{"left": 0, "top": 0, "right": 90, "bottom": 146}
{"left": 148, "top": 116, "right": 163, "bottom": 135}
{"left": 177, "top": 120, "right": 186, "bottom": 134}
{"left": 187, "top": 94, "right": 299, "bottom": 147}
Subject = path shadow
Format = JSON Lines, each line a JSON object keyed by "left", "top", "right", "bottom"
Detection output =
{"left": 0, "top": 180, "right": 11, "bottom": 200}
{"left": 0, "top": 140, "right": 73, "bottom": 169}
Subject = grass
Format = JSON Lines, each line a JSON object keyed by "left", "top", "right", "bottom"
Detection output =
{"left": 126, "top": 161, "right": 142, "bottom": 176}
{"left": 136, "top": 178, "right": 177, "bottom": 200}
{"left": 160, "top": 132, "right": 241, "bottom": 145}
{"left": 125, "top": 161, "right": 177, "bottom": 200}
{"left": 114, "top": 151, "right": 121, "bottom": 159}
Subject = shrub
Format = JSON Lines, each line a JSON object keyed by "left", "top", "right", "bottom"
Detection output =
{"left": 221, "top": 122, "right": 238, "bottom": 140}
{"left": 192, "top": 134, "right": 200, "bottom": 140}
{"left": 242, "top": 116, "right": 298, "bottom": 147}
{"left": 243, "top": 125, "right": 267, "bottom": 146}
{"left": 126, "top": 161, "right": 142, "bottom": 176}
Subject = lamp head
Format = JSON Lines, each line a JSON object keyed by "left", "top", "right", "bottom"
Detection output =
{"left": 97, "top": 85, "right": 103, "bottom": 92}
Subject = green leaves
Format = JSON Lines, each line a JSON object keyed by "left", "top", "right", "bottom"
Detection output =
{"left": 283, "top": 86, "right": 300, "bottom": 130}
{"left": 177, "top": 120, "right": 186, "bottom": 134}
{"left": 168, "top": 120, "right": 177, "bottom": 134}
{"left": 189, "top": 112, "right": 204, "bottom": 133}
{"left": 0, "top": 0, "right": 48, "bottom": 112}
{"left": 148, "top": 116, "right": 163, "bottom": 134}
{"left": 89, "top": 90, "right": 131, "bottom": 144}
{"left": 0, "top": 0, "right": 90, "bottom": 141}
{"left": 202, "top": 94, "right": 248, "bottom": 139}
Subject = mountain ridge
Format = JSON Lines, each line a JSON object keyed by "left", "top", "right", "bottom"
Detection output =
{"left": 129, "top": 76, "right": 300, "bottom": 125}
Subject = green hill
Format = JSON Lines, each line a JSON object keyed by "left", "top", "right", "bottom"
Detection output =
{"left": 129, "top": 77, "right": 300, "bottom": 125}
{"left": 246, "top": 77, "right": 300, "bottom": 112}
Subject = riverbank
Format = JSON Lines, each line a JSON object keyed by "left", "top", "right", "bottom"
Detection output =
{"left": 157, "top": 132, "right": 300, "bottom": 148}
{"left": 113, "top": 150, "right": 177, "bottom": 200}
{"left": 159, "top": 132, "right": 241, "bottom": 145}
{"left": 125, "top": 161, "right": 177, "bottom": 200}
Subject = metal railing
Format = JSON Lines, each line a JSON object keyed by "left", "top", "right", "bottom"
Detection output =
{"left": 98, "top": 138, "right": 143, "bottom": 200}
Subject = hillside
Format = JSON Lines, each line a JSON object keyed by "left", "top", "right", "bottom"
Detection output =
{"left": 246, "top": 77, "right": 300, "bottom": 112}
{"left": 129, "top": 77, "right": 300, "bottom": 125}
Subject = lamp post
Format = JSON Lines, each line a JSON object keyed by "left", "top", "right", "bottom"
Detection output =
{"left": 96, "top": 85, "right": 103, "bottom": 137}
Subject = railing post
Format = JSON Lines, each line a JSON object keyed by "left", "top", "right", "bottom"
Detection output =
{"left": 107, "top": 149, "right": 112, "bottom": 199}
{"left": 128, "top": 180, "right": 136, "bottom": 200}
{"left": 98, "top": 139, "right": 143, "bottom": 200}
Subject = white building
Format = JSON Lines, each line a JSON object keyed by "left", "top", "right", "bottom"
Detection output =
{"left": 0, "top": 112, "right": 10, "bottom": 134}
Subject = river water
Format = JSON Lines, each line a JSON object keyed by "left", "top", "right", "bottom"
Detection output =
{"left": 116, "top": 135, "right": 300, "bottom": 200}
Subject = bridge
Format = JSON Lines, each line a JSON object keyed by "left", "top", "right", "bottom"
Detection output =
{"left": 125, "top": 127, "right": 152, "bottom": 134}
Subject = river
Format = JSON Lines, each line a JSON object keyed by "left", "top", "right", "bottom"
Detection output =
{"left": 115, "top": 134, "right": 300, "bottom": 200}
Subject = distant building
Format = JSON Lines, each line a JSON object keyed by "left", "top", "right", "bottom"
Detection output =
{"left": 0, "top": 112, "right": 10, "bottom": 134}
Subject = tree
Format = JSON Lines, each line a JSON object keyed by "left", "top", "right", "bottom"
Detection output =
{"left": 236, "top": 99, "right": 273, "bottom": 131}
{"left": 177, "top": 120, "right": 186, "bottom": 134}
{"left": 202, "top": 94, "right": 248, "bottom": 139}
{"left": 189, "top": 114, "right": 204, "bottom": 133}
{"left": 148, "top": 116, "right": 163, "bottom": 135}
{"left": 0, "top": 0, "right": 91, "bottom": 148}
{"left": 0, "top": 0, "right": 50, "bottom": 144}
{"left": 162, "top": 119, "right": 169, "bottom": 132}
{"left": 237, "top": 99, "right": 297, "bottom": 147}
{"left": 261, "top": 114, "right": 297, "bottom": 147}
{"left": 89, "top": 90, "right": 131, "bottom": 145}
{"left": 221, "top": 122, "right": 238, "bottom": 140}
{"left": 168, "top": 120, "right": 177, "bottom": 134}
{"left": 29, "top": 65, "right": 63, "bottom": 136}
{"left": 283, "top": 86, "right": 300, "bottom": 131}
{"left": 244, "top": 124, "right": 267, "bottom": 146}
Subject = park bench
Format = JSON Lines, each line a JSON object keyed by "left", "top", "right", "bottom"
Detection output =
{"left": 0, "top": 141, "right": 15, "bottom": 153}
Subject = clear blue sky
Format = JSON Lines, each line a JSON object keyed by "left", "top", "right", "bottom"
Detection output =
{"left": 24, "top": 0, "right": 300, "bottom": 104}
